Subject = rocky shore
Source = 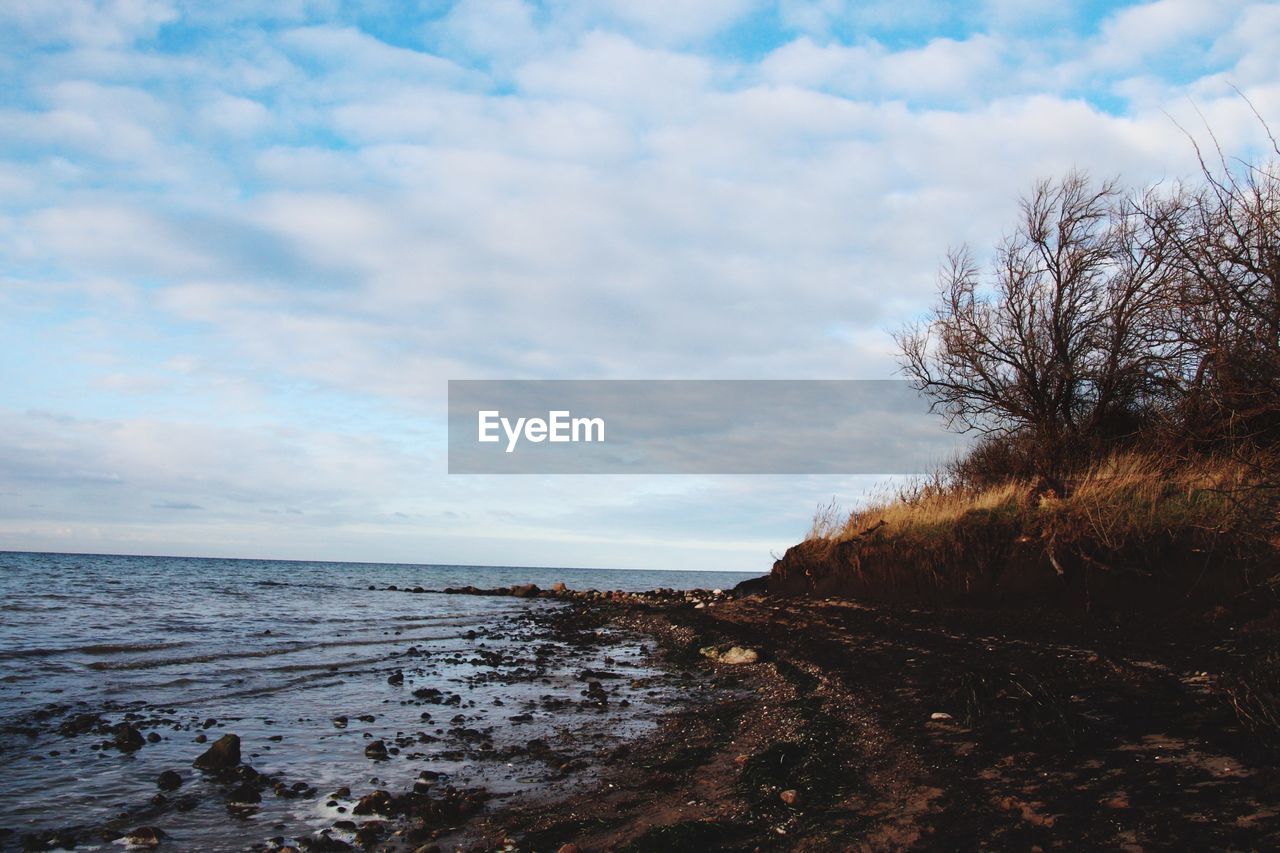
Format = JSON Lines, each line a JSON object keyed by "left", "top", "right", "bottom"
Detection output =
{"left": 9, "top": 580, "right": 1280, "bottom": 851}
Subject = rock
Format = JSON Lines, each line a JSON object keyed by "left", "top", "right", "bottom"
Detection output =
{"left": 113, "top": 723, "right": 146, "bottom": 752}
{"left": 780, "top": 789, "right": 802, "bottom": 806}
{"left": 157, "top": 770, "right": 183, "bottom": 791}
{"left": 557, "top": 845, "right": 581, "bottom": 853}
{"left": 146, "top": 731, "right": 162, "bottom": 743}
{"left": 227, "top": 782, "right": 262, "bottom": 804}
{"left": 387, "top": 671, "right": 404, "bottom": 686}
{"left": 126, "top": 826, "right": 168, "bottom": 847}
{"left": 930, "top": 712, "right": 953, "bottom": 721}
{"left": 193, "top": 734, "right": 241, "bottom": 770}
{"left": 364, "top": 740, "right": 389, "bottom": 760}
{"left": 551, "top": 582, "right": 567, "bottom": 593}
{"left": 700, "top": 645, "right": 759, "bottom": 665}
{"left": 354, "top": 822, "right": 386, "bottom": 845}
{"left": 730, "top": 575, "right": 770, "bottom": 598}
{"left": 352, "top": 789, "right": 395, "bottom": 816}
{"left": 59, "top": 712, "right": 102, "bottom": 736}
{"left": 511, "top": 583, "right": 540, "bottom": 598}
{"left": 333, "top": 716, "right": 348, "bottom": 729}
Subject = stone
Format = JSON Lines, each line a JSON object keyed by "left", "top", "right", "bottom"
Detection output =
{"left": 364, "top": 740, "right": 389, "bottom": 760}
{"left": 193, "top": 734, "right": 241, "bottom": 770}
{"left": 352, "top": 789, "right": 395, "bottom": 816}
{"left": 930, "top": 712, "right": 953, "bottom": 721}
{"left": 227, "top": 782, "right": 262, "bottom": 804}
{"left": 113, "top": 723, "right": 146, "bottom": 752}
{"left": 780, "top": 789, "right": 802, "bottom": 806}
{"left": 59, "top": 713, "right": 102, "bottom": 736}
{"left": 510, "top": 583, "right": 540, "bottom": 598}
{"left": 551, "top": 582, "right": 567, "bottom": 593}
{"left": 730, "top": 575, "right": 770, "bottom": 598}
{"left": 557, "top": 845, "right": 581, "bottom": 853}
{"left": 157, "top": 770, "right": 183, "bottom": 791}
{"left": 126, "top": 826, "right": 168, "bottom": 847}
{"left": 387, "top": 671, "right": 404, "bottom": 686}
{"left": 699, "top": 645, "right": 759, "bottom": 665}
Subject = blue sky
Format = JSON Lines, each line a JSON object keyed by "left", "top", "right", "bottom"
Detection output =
{"left": 1, "top": 0, "right": 1278, "bottom": 571}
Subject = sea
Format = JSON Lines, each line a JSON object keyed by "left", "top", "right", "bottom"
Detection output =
{"left": 0, "top": 551, "right": 757, "bottom": 851}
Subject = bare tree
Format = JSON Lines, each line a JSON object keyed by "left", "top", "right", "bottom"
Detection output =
{"left": 897, "top": 172, "right": 1178, "bottom": 479}
{"left": 1145, "top": 123, "right": 1280, "bottom": 448}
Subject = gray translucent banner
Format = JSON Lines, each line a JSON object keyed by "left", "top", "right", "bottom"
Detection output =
{"left": 447, "top": 380, "right": 967, "bottom": 474}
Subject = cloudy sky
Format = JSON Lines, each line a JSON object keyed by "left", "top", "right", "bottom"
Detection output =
{"left": 1, "top": 0, "right": 1278, "bottom": 572}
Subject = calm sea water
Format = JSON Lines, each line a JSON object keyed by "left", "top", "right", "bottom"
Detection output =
{"left": 0, "top": 552, "right": 756, "bottom": 850}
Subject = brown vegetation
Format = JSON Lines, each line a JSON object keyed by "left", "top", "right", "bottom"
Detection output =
{"left": 782, "top": 117, "right": 1280, "bottom": 610}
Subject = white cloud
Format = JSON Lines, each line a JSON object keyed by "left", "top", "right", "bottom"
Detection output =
{"left": 198, "top": 93, "right": 272, "bottom": 135}
{"left": 585, "top": 0, "right": 760, "bottom": 43}
{"left": 761, "top": 34, "right": 1005, "bottom": 100}
{"left": 280, "top": 25, "right": 472, "bottom": 88}
{"left": 5, "top": 1, "right": 1280, "bottom": 566}
{"left": 515, "top": 32, "right": 720, "bottom": 120}
{"left": 0, "top": 0, "right": 177, "bottom": 48}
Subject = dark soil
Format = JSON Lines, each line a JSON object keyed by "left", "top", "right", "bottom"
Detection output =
{"left": 462, "top": 595, "right": 1280, "bottom": 851}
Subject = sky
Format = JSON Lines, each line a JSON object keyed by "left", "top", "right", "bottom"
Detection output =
{"left": 1, "top": 0, "right": 1278, "bottom": 572}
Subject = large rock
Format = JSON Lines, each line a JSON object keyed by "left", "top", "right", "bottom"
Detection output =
{"left": 353, "top": 789, "right": 395, "bottom": 816}
{"left": 193, "top": 734, "right": 241, "bottom": 770}
{"left": 510, "top": 583, "right": 540, "bottom": 598}
{"left": 226, "top": 782, "right": 262, "bottom": 804}
{"left": 731, "top": 575, "right": 770, "bottom": 598}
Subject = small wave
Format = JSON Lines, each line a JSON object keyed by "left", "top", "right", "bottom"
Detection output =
{"left": 86, "top": 632, "right": 473, "bottom": 671}
{"left": 0, "top": 640, "right": 190, "bottom": 661}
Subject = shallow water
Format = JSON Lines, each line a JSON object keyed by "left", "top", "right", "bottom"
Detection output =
{"left": 0, "top": 552, "right": 755, "bottom": 850}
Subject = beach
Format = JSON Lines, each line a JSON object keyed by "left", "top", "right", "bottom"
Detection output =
{"left": 9, "top": 561, "right": 1280, "bottom": 849}
{"left": 462, "top": 590, "right": 1280, "bottom": 851}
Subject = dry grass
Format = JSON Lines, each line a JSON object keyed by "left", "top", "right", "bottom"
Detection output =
{"left": 792, "top": 451, "right": 1280, "bottom": 607}
{"left": 815, "top": 452, "right": 1264, "bottom": 547}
